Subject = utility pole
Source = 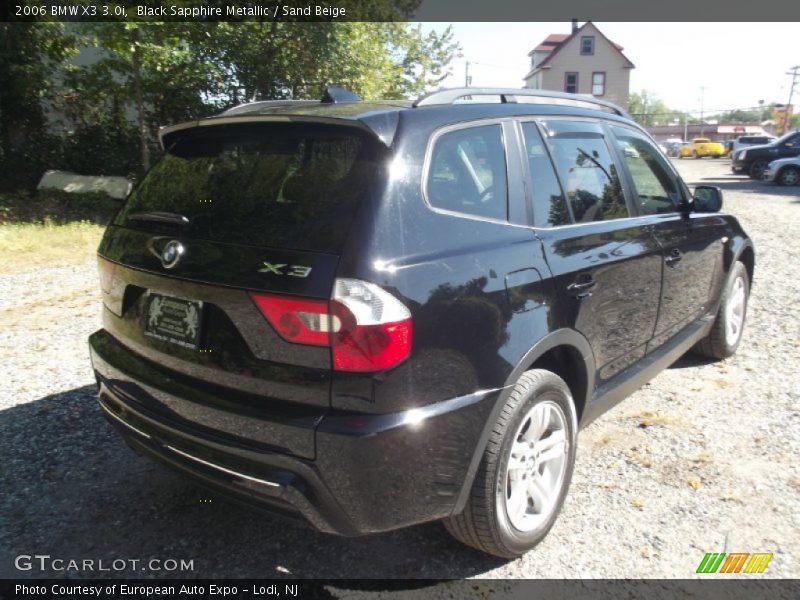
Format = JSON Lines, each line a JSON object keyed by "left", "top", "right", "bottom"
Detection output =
{"left": 782, "top": 66, "right": 799, "bottom": 134}
{"left": 699, "top": 86, "right": 706, "bottom": 137}
{"left": 465, "top": 61, "right": 472, "bottom": 87}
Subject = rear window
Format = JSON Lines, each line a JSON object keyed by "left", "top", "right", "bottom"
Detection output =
{"left": 115, "top": 123, "right": 384, "bottom": 253}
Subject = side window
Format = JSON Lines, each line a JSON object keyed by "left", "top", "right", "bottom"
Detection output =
{"left": 520, "top": 122, "right": 570, "bottom": 227}
{"left": 542, "top": 120, "right": 628, "bottom": 223}
{"left": 610, "top": 125, "right": 680, "bottom": 215}
{"left": 426, "top": 124, "right": 508, "bottom": 221}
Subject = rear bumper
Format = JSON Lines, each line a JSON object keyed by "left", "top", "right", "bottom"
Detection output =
{"left": 89, "top": 330, "right": 501, "bottom": 535}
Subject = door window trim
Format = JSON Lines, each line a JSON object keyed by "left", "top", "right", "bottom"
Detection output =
{"left": 421, "top": 118, "right": 519, "bottom": 226}
{"left": 606, "top": 122, "right": 691, "bottom": 216}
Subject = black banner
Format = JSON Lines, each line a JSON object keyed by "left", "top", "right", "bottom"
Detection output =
{"left": 2, "top": 579, "right": 800, "bottom": 600}
{"left": 3, "top": 0, "right": 800, "bottom": 22}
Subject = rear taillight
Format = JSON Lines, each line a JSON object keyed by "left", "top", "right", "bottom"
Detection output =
{"left": 249, "top": 278, "right": 412, "bottom": 372}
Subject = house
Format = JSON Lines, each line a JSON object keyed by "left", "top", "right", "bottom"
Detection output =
{"left": 523, "top": 21, "right": 635, "bottom": 110}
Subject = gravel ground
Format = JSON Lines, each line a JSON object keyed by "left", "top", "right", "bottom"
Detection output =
{"left": 0, "top": 158, "right": 798, "bottom": 585}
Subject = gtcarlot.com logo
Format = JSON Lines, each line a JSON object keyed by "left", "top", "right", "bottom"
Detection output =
{"left": 14, "top": 554, "right": 194, "bottom": 573}
{"left": 696, "top": 552, "right": 773, "bottom": 574}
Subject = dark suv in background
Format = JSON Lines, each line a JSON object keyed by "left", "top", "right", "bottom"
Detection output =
{"left": 732, "top": 130, "right": 800, "bottom": 178}
{"left": 89, "top": 87, "right": 754, "bottom": 558}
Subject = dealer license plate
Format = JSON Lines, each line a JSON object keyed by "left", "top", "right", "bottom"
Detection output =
{"left": 144, "top": 293, "right": 203, "bottom": 349}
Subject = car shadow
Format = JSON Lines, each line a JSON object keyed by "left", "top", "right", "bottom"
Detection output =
{"left": 691, "top": 175, "right": 799, "bottom": 196}
{"left": 0, "top": 386, "right": 506, "bottom": 580}
{"left": 667, "top": 353, "right": 717, "bottom": 370}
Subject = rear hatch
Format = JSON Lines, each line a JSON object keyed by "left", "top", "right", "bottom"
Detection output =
{"left": 94, "top": 121, "right": 386, "bottom": 459}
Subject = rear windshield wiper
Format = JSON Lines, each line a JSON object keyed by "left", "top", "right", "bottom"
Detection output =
{"left": 126, "top": 211, "right": 191, "bottom": 228}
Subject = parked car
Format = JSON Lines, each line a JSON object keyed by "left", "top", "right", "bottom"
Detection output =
{"left": 763, "top": 156, "right": 800, "bottom": 186}
{"left": 678, "top": 138, "right": 727, "bottom": 159}
{"left": 732, "top": 130, "right": 800, "bottom": 178}
{"left": 730, "top": 135, "right": 777, "bottom": 166}
{"left": 723, "top": 140, "right": 735, "bottom": 157}
{"left": 662, "top": 138, "right": 684, "bottom": 157}
{"left": 89, "top": 86, "right": 754, "bottom": 559}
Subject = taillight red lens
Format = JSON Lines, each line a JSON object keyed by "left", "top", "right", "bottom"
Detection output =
{"left": 249, "top": 279, "right": 413, "bottom": 372}
{"left": 249, "top": 294, "right": 330, "bottom": 346}
{"left": 330, "top": 300, "right": 413, "bottom": 372}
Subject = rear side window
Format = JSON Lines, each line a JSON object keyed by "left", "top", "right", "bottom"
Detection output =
{"left": 520, "top": 122, "right": 569, "bottom": 227}
{"left": 542, "top": 120, "right": 628, "bottom": 223}
{"left": 611, "top": 125, "right": 679, "bottom": 215}
{"left": 115, "top": 124, "right": 383, "bottom": 254}
{"left": 426, "top": 124, "right": 508, "bottom": 221}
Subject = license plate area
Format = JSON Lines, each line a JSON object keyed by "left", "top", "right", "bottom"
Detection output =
{"left": 144, "top": 292, "right": 203, "bottom": 349}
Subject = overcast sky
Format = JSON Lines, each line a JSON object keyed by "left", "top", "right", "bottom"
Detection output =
{"left": 418, "top": 22, "right": 799, "bottom": 115}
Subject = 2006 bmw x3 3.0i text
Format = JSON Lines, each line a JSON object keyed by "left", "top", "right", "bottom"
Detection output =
{"left": 89, "top": 87, "right": 754, "bottom": 558}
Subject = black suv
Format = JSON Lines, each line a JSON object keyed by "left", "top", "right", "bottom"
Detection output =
{"left": 732, "top": 130, "right": 800, "bottom": 178}
{"left": 89, "top": 87, "right": 754, "bottom": 558}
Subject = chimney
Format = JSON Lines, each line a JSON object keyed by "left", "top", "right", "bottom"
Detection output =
{"left": 571, "top": 19, "right": 578, "bottom": 33}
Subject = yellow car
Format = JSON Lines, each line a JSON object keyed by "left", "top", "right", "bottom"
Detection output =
{"left": 678, "top": 138, "right": 727, "bottom": 159}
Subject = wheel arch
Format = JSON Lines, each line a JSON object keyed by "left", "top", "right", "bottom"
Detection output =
{"left": 451, "top": 329, "right": 595, "bottom": 516}
{"left": 737, "top": 243, "right": 755, "bottom": 287}
{"left": 776, "top": 163, "right": 800, "bottom": 185}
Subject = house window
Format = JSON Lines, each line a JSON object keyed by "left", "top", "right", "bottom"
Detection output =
{"left": 581, "top": 36, "right": 595, "bottom": 55}
{"left": 592, "top": 72, "right": 606, "bottom": 96}
{"left": 565, "top": 72, "right": 578, "bottom": 94}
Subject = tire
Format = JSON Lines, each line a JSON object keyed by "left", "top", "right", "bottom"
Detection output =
{"left": 777, "top": 166, "right": 800, "bottom": 186}
{"left": 712, "top": 155, "right": 721, "bottom": 159}
{"left": 748, "top": 159, "right": 768, "bottom": 179}
{"left": 693, "top": 150, "right": 700, "bottom": 159}
{"left": 444, "top": 369, "right": 577, "bottom": 558}
{"left": 694, "top": 261, "right": 750, "bottom": 359}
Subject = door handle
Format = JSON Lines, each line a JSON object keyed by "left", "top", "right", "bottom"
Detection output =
{"left": 665, "top": 248, "right": 683, "bottom": 268}
{"left": 567, "top": 277, "right": 597, "bottom": 299}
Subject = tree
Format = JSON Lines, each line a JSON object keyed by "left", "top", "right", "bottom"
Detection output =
{"left": 74, "top": 23, "right": 222, "bottom": 172}
{"left": 628, "top": 91, "right": 683, "bottom": 126}
{"left": 205, "top": 22, "right": 458, "bottom": 103}
{"left": 0, "top": 22, "right": 77, "bottom": 189}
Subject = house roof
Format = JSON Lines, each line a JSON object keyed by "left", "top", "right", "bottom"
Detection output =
{"left": 530, "top": 34, "right": 569, "bottom": 54}
{"left": 524, "top": 22, "right": 635, "bottom": 80}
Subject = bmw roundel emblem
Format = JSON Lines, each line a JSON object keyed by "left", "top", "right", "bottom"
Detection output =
{"left": 160, "top": 240, "right": 184, "bottom": 269}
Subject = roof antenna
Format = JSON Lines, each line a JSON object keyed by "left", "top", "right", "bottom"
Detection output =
{"left": 321, "top": 86, "right": 362, "bottom": 104}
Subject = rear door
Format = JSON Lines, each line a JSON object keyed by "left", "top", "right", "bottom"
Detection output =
{"left": 526, "top": 119, "right": 663, "bottom": 382}
{"left": 608, "top": 124, "right": 726, "bottom": 350}
{"left": 96, "top": 122, "right": 386, "bottom": 458}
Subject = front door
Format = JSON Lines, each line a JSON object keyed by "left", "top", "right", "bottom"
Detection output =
{"left": 527, "top": 119, "right": 663, "bottom": 382}
{"left": 608, "top": 124, "right": 726, "bottom": 350}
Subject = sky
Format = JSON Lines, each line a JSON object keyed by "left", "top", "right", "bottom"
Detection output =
{"left": 417, "top": 22, "right": 799, "bottom": 116}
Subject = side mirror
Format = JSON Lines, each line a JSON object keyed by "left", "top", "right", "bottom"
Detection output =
{"left": 692, "top": 186, "right": 723, "bottom": 212}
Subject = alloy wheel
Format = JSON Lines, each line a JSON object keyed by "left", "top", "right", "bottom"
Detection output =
{"left": 501, "top": 400, "right": 569, "bottom": 532}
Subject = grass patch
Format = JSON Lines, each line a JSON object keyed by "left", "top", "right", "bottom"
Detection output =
{"left": 0, "top": 221, "right": 104, "bottom": 273}
{"left": 0, "top": 189, "right": 120, "bottom": 226}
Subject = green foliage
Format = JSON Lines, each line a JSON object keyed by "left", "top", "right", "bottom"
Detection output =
{"left": 0, "top": 22, "right": 78, "bottom": 190}
{"left": 203, "top": 22, "right": 458, "bottom": 102}
{"left": 1, "top": 20, "right": 459, "bottom": 193}
{"left": 628, "top": 91, "right": 683, "bottom": 126}
{"left": 0, "top": 189, "right": 120, "bottom": 225}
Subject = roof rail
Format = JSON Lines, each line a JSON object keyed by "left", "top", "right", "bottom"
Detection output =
{"left": 413, "top": 87, "right": 629, "bottom": 118}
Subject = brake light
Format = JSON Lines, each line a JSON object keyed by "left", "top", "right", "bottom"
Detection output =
{"left": 249, "top": 295, "right": 331, "bottom": 346}
{"left": 331, "top": 279, "right": 412, "bottom": 372}
{"left": 249, "top": 278, "right": 412, "bottom": 372}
